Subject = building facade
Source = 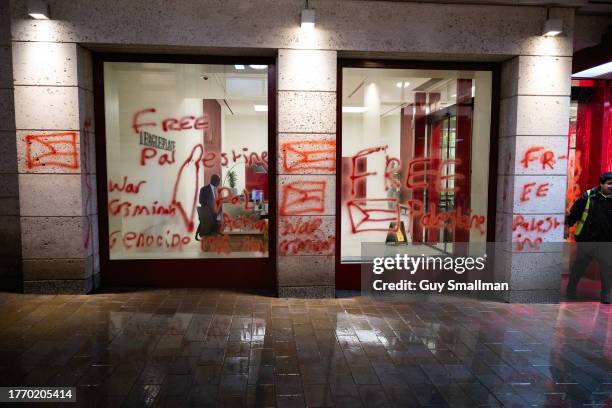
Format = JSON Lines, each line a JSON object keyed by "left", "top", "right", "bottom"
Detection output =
{"left": 1, "top": 0, "right": 611, "bottom": 301}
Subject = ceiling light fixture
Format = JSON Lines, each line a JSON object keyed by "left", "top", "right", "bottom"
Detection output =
{"left": 254, "top": 105, "right": 268, "bottom": 112}
{"left": 342, "top": 106, "right": 368, "bottom": 113}
{"left": 543, "top": 8, "right": 562, "bottom": 37}
{"left": 27, "top": 0, "right": 50, "bottom": 19}
{"left": 572, "top": 61, "right": 612, "bottom": 78}
{"left": 249, "top": 65, "right": 267, "bottom": 70}
{"left": 234, "top": 65, "right": 245, "bottom": 70}
{"left": 301, "top": 0, "right": 315, "bottom": 28}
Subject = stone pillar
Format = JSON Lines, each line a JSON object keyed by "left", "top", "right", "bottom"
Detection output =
{"left": 496, "top": 53, "right": 572, "bottom": 302}
{"left": 0, "top": 1, "right": 22, "bottom": 291}
{"left": 276, "top": 49, "right": 337, "bottom": 298}
{"left": 12, "top": 39, "right": 99, "bottom": 294}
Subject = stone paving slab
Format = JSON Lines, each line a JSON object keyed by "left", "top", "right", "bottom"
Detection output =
{"left": 0, "top": 289, "right": 611, "bottom": 407}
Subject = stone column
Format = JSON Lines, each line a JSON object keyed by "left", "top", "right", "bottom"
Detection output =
{"left": 496, "top": 53, "right": 572, "bottom": 302}
{"left": 12, "top": 39, "right": 99, "bottom": 294}
{"left": 276, "top": 49, "right": 337, "bottom": 298}
{"left": 0, "top": 1, "right": 22, "bottom": 291}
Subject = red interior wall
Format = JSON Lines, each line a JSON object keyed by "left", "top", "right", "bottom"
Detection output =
{"left": 454, "top": 79, "right": 473, "bottom": 243}
{"left": 412, "top": 92, "right": 427, "bottom": 242}
{"left": 245, "top": 164, "right": 268, "bottom": 199}
{"left": 574, "top": 80, "right": 612, "bottom": 190}
{"left": 399, "top": 105, "right": 414, "bottom": 204}
{"left": 426, "top": 93, "right": 441, "bottom": 243}
{"left": 570, "top": 79, "right": 612, "bottom": 281}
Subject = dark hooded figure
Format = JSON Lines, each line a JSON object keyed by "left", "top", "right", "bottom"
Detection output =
{"left": 195, "top": 174, "right": 221, "bottom": 240}
{"left": 565, "top": 172, "right": 612, "bottom": 304}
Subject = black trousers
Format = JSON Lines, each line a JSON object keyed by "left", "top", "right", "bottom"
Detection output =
{"left": 568, "top": 243, "right": 612, "bottom": 295}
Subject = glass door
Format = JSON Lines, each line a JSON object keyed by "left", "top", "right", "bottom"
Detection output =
{"left": 427, "top": 113, "right": 458, "bottom": 252}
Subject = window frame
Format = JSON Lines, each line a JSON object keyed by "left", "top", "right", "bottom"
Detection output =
{"left": 93, "top": 52, "right": 278, "bottom": 290}
{"left": 335, "top": 58, "right": 501, "bottom": 290}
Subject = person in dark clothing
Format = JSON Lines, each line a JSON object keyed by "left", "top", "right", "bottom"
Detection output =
{"left": 195, "top": 174, "right": 221, "bottom": 241}
{"left": 565, "top": 172, "right": 612, "bottom": 304}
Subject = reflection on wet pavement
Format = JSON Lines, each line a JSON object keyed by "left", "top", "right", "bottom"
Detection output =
{"left": 0, "top": 290, "right": 611, "bottom": 407}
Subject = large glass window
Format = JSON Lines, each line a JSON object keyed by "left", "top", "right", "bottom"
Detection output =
{"left": 341, "top": 68, "right": 492, "bottom": 262}
{"left": 104, "top": 62, "right": 270, "bottom": 259}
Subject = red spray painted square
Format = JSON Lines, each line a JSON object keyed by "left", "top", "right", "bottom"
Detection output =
{"left": 280, "top": 181, "right": 326, "bottom": 215}
{"left": 25, "top": 132, "right": 79, "bottom": 170}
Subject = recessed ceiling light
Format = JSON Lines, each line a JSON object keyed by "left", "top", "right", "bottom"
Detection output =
{"left": 235, "top": 65, "right": 245, "bottom": 70}
{"left": 543, "top": 18, "right": 562, "bottom": 37}
{"left": 396, "top": 82, "right": 403, "bottom": 88}
{"left": 28, "top": 0, "right": 50, "bottom": 19}
{"left": 249, "top": 65, "right": 267, "bottom": 70}
{"left": 254, "top": 105, "right": 268, "bottom": 112}
{"left": 403, "top": 82, "right": 410, "bottom": 88}
{"left": 29, "top": 13, "right": 49, "bottom": 19}
{"left": 301, "top": 8, "right": 315, "bottom": 28}
{"left": 342, "top": 106, "right": 367, "bottom": 113}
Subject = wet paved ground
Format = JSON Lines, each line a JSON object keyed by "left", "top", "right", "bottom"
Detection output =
{"left": 0, "top": 290, "right": 611, "bottom": 407}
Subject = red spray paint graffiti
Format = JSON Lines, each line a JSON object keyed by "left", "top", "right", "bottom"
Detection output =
{"left": 281, "top": 140, "right": 336, "bottom": 173}
{"left": 512, "top": 215, "right": 562, "bottom": 234}
{"left": 199, "top": 234, "right": 266, "bottom": 254}
{"left": 280, "top": 181, "right": 326, "bottom": 215}
{"left": 512, "top": 215, "right": 563, "bottom": 251}
{"left": 412, "top": 202, "right": 486, "bottom": 234}
{"left": 220, "top": 213, "right": 267, "bottom": 234}
{"left": 405, "top": 157, "right": 464, "bottom": 193}
{"left": 347, "top": 199, "right": 399, "bottom": 233}
{"left": 520, "top": 146, "right": 566, "bottom": 170}
{"left": 108, "top": 177, "right": 147, "bottom": 194}
{"left": 109, "top": 229, "right": 191, "bottom": 251}
{"left": 140, "top": 147, "right": 176, "bottom": 166}
{"left": 202, "top": 149, "right": 268, "bottom": 169}
{"left": 511, "top": 144, "right": 569, "bottom": 250}
{"left": 132, "top": 108, "right": 210, "bottom": 134}
{"left": 344, "top": 146, "right": 483, "bottom": 237}
{"left": 350, "top": 146, "right": 386, "bottom": 196}
{"left": 108, "top": 199, "right": 176, "bottom": 217}
{"left": 215, "top": 187, "right": 256, "bottom": 213}
{"left": 519, "top": 182, "right": 550, "bottom": 202}
{"left": 514, "top": 234, "right": 544, "bottom": 251}
{"left": 278, "top": 217, "right": 334, "bottom": 256}
{"left": 171, "top": 144, "right": 203, "bottom": 233}
{"left": 25, "top": 132, "right": 79, "bottom": 170}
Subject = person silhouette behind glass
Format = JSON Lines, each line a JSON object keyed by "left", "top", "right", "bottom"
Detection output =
{"left": 195, "top": 174, "right": 221, "bottom": 240}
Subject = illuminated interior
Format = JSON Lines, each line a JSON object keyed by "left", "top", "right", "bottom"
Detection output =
{"left": 341, "top": 68, "right": 493, "bottom": 262}
{"left": 104, "top": 62, "right": 269, "bottom": 259}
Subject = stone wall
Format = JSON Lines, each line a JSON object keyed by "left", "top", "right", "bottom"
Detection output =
{"left": 0, "top": 1, "right": 21, "bottom": 291}
{"left": 277, "top": 49, "right": 337, "bottom": 298}
{"left": 495, "top": 54, "right": 572, "bottom": 302}
{"left": 9, "top": 0, "right": 573, "bottom": 57}
{"left": 2, "top": 0, "right": 578, "bottom": 297}
{"left": 11, "top": 40, "right": 99, "bottom": 293}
